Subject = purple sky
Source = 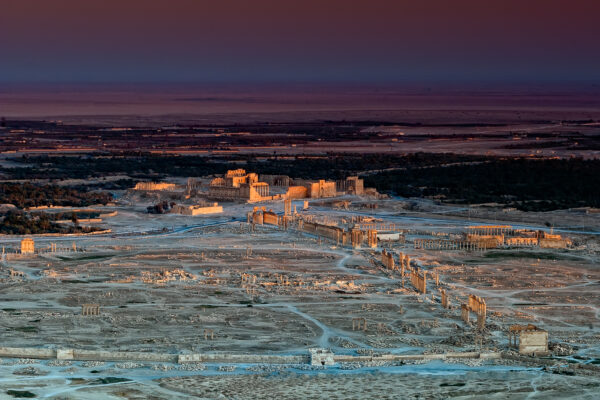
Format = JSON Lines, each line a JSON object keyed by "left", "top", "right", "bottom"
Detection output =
{"left": 1, "top": 0, "right": 599, "bottom": 83}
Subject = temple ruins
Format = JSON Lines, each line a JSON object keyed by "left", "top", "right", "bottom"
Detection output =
{"left": 0, "top": 166, "right": 589, "bottom": 394}
{"left": 208, "top": 169, "right": 281, "bottom": 202}
{"left": 262, "top": 174, "right": 366, "bottom": 197}
{"left": 20, "top": 237, "right": 35, "bottom": 254}
{"left": 205, "top": 168, "right": 351, "bottom": 202}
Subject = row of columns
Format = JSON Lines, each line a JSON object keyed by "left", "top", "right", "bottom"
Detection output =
{"left": 410, "top": 268, "right": 427, "bottom": 294}
{"left": 467, "top": 225, "right": 513, "bottom": 236}
{"left": 414, "top": 239, "right": 484, "bottom": 251}
{"left": 358, "top": 223, "right": 397, "bottom": 231}
{"left": 367, "top": 229, "right": 378, "bottom": 248}
{"left": 460, "top": 295, "right": 487, "bottom": 331}
{"left": 81, "top": 304, "right": 100, "bottom": 316}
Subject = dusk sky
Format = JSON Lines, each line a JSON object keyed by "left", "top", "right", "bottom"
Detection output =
{"left": 1, "top": 0, "right": 599, "bottom": 83}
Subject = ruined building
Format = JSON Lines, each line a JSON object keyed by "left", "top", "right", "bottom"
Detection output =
{"left": 21, "top": 238, "right": 35, "bottom": 254}
{"left": 509, "top": 324, "right": 549, "bottom": 355}
{"left": 208, "top": 169, "right": 283, "bottom": 202}
{"left": 207, "top": 171, "right": 372, "bottom": 202}
{"left": 170, "top": 202, "right": 223, "bottom": 215}
{"left": 261, "top": 174, "right": 369, "bottom": 198}
{"left": 304, "top": 179, "right": 337, "bottom": 198}
{"left": 537, "top": 231, "right": 572, "bottom": 249}
{"left": 336, "top": 176, "right": 364, "bottom": 195}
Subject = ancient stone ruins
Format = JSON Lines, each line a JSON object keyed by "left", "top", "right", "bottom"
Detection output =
{"left": 1, "top": 174, "right": 593, "bottom": 398}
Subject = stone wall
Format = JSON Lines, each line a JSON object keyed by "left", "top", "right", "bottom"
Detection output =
{"left": 301, "top": 221, "right": 345, "bottom": 243}
{"left": 305, "top": 180, "right": 337, "bottom": 198}
{"left": 466, "top": 234, "right": 504, "bottom": 249}
{"left": 171, "top": 204, "right": 223, "bottom": 215}
{"left": 178, "top": 353, "right": 306, "bottom": 364}
{"left": 285, "top": 186, "right": 309, "bottom": 199}
{"left": 133, "top": 182, "right": 177, "bottom": 191}
{"left": 0, "top": 346, "right": 498, "bottom": 365}
{"left": 0, "top": 347, "right": 306, "bottom": 364}
{"left": 539, "top": 238, "right": 571, "bottom": 249}
{"left": 519, "top": 331, "right": 548, "bottom": 355}
{"left": 263, "top": 211, "right": 279, "bottom": 226}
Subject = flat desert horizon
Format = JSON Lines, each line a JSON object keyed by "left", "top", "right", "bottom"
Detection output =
{"left": 1, "top": 83, "right": 599, "bottom": 125}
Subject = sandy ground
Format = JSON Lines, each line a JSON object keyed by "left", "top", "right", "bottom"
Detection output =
{"left": 0, "top": 360, "right": 597, "bottom": 399}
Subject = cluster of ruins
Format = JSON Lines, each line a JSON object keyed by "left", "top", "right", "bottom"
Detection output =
{"left": 261, "top": 173, "right": 367, "bottom": 197}
{"left": 129, "top": 198, "right": 574, "bottom": 359}
{"left": 330, "top": 243, "right": 502, "bottom": 351}
{"left": 381, "top": 250, "right": 412, "bottom": 276}
{"left": 131, "top": 169, "right": 376, "bottom": 204}
{"left": 209, "top": 169, "right": 373, "bottom": 202}
{"left": 2, "top": 177, "right": 584, "bottom": 376}
{"left": 208, "top": 169, "right": 280, "bottom": 202}
{"left": 242, "top": 205, "right": 572, "bottom": 356}
{"left": 140, "top": 269, "right": 196, "bottom": 284}
{"left": 1, "top": 238, "right": 81, "bottom": 258}
{"left": 378, "top": 248, "right": 490, "bottom": 335}
{"left": 246, "top": 206, "right": 399, "bottom": 252}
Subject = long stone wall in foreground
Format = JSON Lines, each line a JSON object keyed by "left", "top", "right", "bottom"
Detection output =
{"left": 0, "top": 346, "right": 498, "bottom": 365}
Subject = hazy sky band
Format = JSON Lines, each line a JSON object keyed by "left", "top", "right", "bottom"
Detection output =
{"left": 1, "top": 0, "right": 599, "bottom": 83}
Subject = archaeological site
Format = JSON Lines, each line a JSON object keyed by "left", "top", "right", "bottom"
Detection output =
{"left": 1, "top": 4, "right": 600, "bottom": 395}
